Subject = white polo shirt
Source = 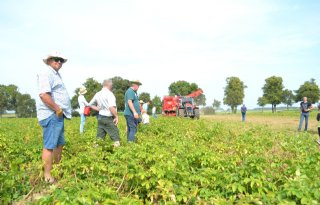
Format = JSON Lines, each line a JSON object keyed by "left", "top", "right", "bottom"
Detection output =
{"left": 89, "top": 87, "right": 117, "bottom": 117}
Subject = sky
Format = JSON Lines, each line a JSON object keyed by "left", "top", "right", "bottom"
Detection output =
{"left": 0, "top": 0, "right": 319, "bottom": 109}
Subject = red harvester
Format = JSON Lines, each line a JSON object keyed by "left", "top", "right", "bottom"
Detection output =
{"left": 162, "top": 89, "right": 203, "bottom": 119}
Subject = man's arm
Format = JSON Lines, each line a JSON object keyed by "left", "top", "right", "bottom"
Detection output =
{"left": 109, "top": 106, "right": 119, "bottom": 125}
{"left": 39, "top": 93, "right": 62, "bottom": 117}
{"left": 128, "top": 100, "right": 139, "bottom": 119}
{"left": 88, "top": 95, "right": 99, "bottom": 111}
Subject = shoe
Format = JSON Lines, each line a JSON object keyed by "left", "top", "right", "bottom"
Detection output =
{"left": 113, "top": 141, "right": 120, "bottom": 147}
{"left": 317, "top": 139, "right": 320, "bottom": 145}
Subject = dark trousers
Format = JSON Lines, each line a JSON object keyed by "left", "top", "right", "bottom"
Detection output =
{"left": 97, "top": 115, "right": 120, "bottom": 141}
{"left": 318, "top": 127, "right": 320, "bottom": 137}
{"left": 125, "top": 115, "right": 138, "bottom": 142}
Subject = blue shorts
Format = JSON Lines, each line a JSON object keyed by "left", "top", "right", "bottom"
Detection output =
{"left": 39, "top": 114, "right": 65, "bottom": 149}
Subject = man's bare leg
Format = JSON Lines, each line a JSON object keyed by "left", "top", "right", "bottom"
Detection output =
{"left": 53, "top": 145, "right": 63, "bottom": 164}
{"left": 42, "top": 148, "right": 54, "bottom": 182}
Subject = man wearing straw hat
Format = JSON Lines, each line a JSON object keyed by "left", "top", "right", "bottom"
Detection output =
{"left": 124, "top": 80, "right": 142, "bottom": 142}
{"left": 36, "top": 52, "right": 71, "bottom": 183}
{"left": 78, "top": 87, "right": 89, "bottom": 134}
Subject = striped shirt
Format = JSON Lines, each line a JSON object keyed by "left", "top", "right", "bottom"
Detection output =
{"left": 36, "top": 66, "right": 71, "bottom": 121}
{"left": 89, "top": 88, "right": 117, "bottom": 117}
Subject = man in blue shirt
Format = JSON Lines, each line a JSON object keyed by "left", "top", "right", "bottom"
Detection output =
{"left": 124, "top": 80, "right": 142, "bottom": 142}
{"left": 37, "top": 52, "right": 71, "bottom": 183}
{"left": 298, "top": 97, "right": 313, "bottom": 132}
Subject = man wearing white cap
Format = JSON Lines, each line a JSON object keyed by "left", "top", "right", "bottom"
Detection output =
{"left": 36, "top": 52, "right": 71, "bottom": 183}
{"left": 78, "top": 87, "right": 89, "bottom": 134}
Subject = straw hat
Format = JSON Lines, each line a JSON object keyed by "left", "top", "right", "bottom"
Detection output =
{"left": 130, "top": 80, "right": 142, "bottom": 86}
{"left": 139, "top": 100, "right": 144, "bottom": 104}
{"left": 43, "top": 52, "right": 67, "bottom": 65}
{"left": 78, "top": 87, "right": 87, "bottom": 95}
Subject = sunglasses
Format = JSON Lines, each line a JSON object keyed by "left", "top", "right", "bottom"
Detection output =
{"left": 50, "top": 57, "right": 65, "bottom": 63}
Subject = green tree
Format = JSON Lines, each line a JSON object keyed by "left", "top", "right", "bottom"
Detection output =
{"left": 223, "top": 77, "right": 247, "bottom": 113}
{"left": 282, "top": 89, "right": 295, "bottom": 110}
{"left": 212, "top": 99, "right": 221, "bottom": 114}
{"left": 1, "top": 84, "right": 19, "bottom": 110}
{"left": 295, "top": 78, "right": 320, "bottom": 103}
{"left": 0, "top": 86, "right": 8, "bottom": 115}
{"left": 139, "top": 92, "right": 151, "bottom": 103}
{"left": 262, "top": 76, "right": 284, "bottom": 113}
{"left": 151, "top": 95, "right": 162, "bottom": 114}
{"left": 111, "top": 76, "right": 130, "bottom": 111}
{"left": 168, "top": 80, "right": 206, "bottom": 106}
{"left": 16, "top": 94, "right": 36, "bottom": 118}
{"left": 257, "top": 97, "right": 268, "bottom": 112}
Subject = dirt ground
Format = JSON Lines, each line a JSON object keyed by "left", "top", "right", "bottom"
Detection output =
{"left": 202, "top": 114, "right": 319, "bottom": 135}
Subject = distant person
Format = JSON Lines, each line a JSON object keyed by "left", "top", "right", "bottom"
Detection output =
{"left": 317, "top": 108, "right": 320, "bottom": 145}
{"left": 142, "top": 101, "right": 150, "bottom": 113}
{"left": 298, "top": 97, "right": 313, "bottom": 132}
{"left": 139, "top": 100, "right": 144, "bottom": 113}
{"left": 152, "top": 106, "right": 158, "bottom": 119}
{"left": 241, "top": 104, "right": 247, "bottom": 122}
{"left": 141, "top": 110, "right": 150, "bottom": 125}
{"left": 37, "top": 52, "right": 71, "bottom": 183}
{"left": 318, "top": 98, "right": 320, "bottom": 110}
{"left": 124, "top": 80, "right": 142, "bottom": 142}
{"left": 89, "top": 79, "right": 120, "bottom": 147}
{"left": 78, "top": 87, "right": 89, "bottom": 134}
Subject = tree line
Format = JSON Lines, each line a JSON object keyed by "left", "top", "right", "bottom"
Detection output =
{"left": 0, "top": 84, "right": 36, "bottom": 117}
{"left": 2, "top": 75, "right": 319, "bottom": 117}
{"left": 202, "top": 76, "right": 320, "bottom": 114}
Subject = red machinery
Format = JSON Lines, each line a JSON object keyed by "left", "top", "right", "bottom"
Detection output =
{"left": 162, "top": 89, "right": 203, "bottom": 119}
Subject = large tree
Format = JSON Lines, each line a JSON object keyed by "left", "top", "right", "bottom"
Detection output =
{"left": 0, "top": 84, "right": 19, "bottom": 110}
{"left": 112, "top": 76, "right": 130, "bottom": 111}
{"left": 295, "top": 78, "right": 320, "bottom": 103}
{"left": 0, "top": 86, "right": 8, "bottom": 115}
{"left": 16, "top": 94, "right": 36, "bottom": 118}
{"left": 223, "top": 77, "right": 246, "bottom": 113}
{"left": 257, "top": 97, "right": 268, "bottom": 112}
{"left": 168, "top": 80, "right": 206, "bottom": 106}
{"left": 212, "top": 99, "right": 221, "bottom": 114}
{"left": 262, "top": 76, "right": 284, "bottom": 113}
{"left": 282, "top": 89, "right": 295, "bottom": 110}
{"left": 151, "top": 95, "right": 162, "bottom": 113}
{"left": 139, "top": 92, "right": 151, "bottom": 103}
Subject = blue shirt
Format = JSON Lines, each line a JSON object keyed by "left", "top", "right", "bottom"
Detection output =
{"left": 36, "top": 66, "right": 71, "bottom": 121}
{"left": 124, "top": 87, "right": 141, "bottom": 116}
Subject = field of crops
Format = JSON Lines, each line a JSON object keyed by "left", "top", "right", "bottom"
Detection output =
{"left": 1, "top": 113, "right": 320, "bottom": 204}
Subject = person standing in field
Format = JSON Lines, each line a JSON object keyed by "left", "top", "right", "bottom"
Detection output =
{"left": 298, "top": 97, "right": 313, "bottom": 132}
{"left": 317, "top": 108, "right": 320, "bottom": 145}
{"left": 78, "top": 87, "right": 89, "bottom": 134}
{"left": 142, "top": 101, "right": 150, "bottom": 113}
{"left": 36, "top": 52, "right": 71, "bottom": 183}
{"left": 89, "top": 79, "right": 120, "bottom": 147}
{"left": 141, "top": 110, "right": 150, "bottom": 125}
{"left": 139, "top": 100, "right": 144, "bottom": 113}
{"left": 241, "top": 104, "right": 247, "bottom": 122}
{"left": 152, "top": 106, "right": 158, "bottom": 119}
{"left": 124, "top": 80, "right": 142, "bottom": 142}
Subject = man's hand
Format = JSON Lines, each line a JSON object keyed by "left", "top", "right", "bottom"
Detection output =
{"left": 56, "top": 108, "right": 63, "bottom": 118}
{"left": 133, "top": 112, "right": 139, "bottom": 119}
{"left": 113, "top": 116, "right": 119, "bottom": 126}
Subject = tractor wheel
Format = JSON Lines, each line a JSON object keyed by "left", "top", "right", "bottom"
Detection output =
{"left": 194, "top": 108, "right": 200, "bottom": 119}
{"left": 179, "top": 109, "right": 185, "bottom": 117}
